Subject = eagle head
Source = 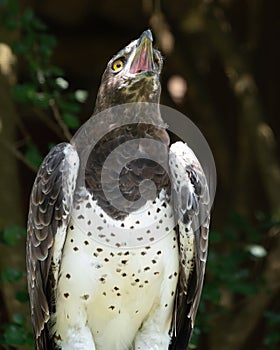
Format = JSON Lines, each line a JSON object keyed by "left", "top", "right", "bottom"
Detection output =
{"left": 95, "top": 29, "right": 163, "bottom": 112}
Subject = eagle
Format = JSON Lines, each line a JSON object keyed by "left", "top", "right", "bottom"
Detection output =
{"left": 26, "top": 29, "right": 211, "bottom": 350}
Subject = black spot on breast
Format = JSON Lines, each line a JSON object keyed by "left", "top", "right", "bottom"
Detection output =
{"left": 81, "top": 294, "right": 89, "bottom": 300}
{"left": 64, "top": 293, "right": 69, "bottom": 298}
{"left": 78, "top": 214, "right": 84, "bottom": 219}
{"left": 86, "top": 202, "right": 92, "bottom": 208}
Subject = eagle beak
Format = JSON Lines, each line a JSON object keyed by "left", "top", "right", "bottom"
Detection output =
{"left": 130, "top": 29, "right": 154, "bottom": 74}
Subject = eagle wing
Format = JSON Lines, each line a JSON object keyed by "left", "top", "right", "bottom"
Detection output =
{"left": 26, "top": 143, "right": 79, "bottom": 350}
{"left": 168, "top": 141, "right": 210, "bottom": 349}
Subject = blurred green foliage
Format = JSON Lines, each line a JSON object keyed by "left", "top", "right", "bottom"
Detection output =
{"left": 0, "top": 0, "right": 88, "bottom": 171}
{"left": 264, "top": 311, "right": 280, "bottom": 349}
{"left": 191, "top": 212, "right": 280, "bottom": 349}
{"left": 0, "top": 226, "right": 33, "bottom": 348}
{"left": 0, "top": 0, "right": 87, "bottom": 347}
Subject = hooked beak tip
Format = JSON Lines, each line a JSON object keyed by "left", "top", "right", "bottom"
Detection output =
{"left": 130, "top": 29, "right": 154, "bottom": 74}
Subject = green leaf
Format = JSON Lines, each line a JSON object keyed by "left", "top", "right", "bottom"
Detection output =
{"left": 264, "top": 311, "right": 280, "bottom": 325}
{"left": 15, "top": 289, "right": 29, "bottom": 303}
{"left": 13, "top": 313, "right": 25, "bottom": 326}
{"left": 63, "top": 113, "right": 80, "bottom": 129}
{"left": 230, "top": 281, "right": 259, "bottom": 295}
{"left": 58, "top": 98, "right": 81, "bottom": 114}
{"left": 1, "top": 267, "right": 23, "bottom": 283}
{"left": 1, "top": 225, "right": 26, "bottom": 245}
{"left": 2, "top": 324, "right": 26, "bottom": 346}
{"left": 21, "top": 8, "right": 34, "bottom": 25}
{"left": 25, "top": 143, "right": 43, "bottom": 169}
{"left": 12, "top": 83, "right": 34, "bottom": 103}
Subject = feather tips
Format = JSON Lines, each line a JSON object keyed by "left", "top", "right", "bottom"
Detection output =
{"left": 169, "top": 141, "right": 211, "bottom": 348}
{"left": 26, "top": 143, "right": 79, "bottom": 349}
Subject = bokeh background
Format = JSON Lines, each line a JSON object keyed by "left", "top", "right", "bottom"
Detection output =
{"left": 0, "top": 0, "right": 279, "bottom": 349}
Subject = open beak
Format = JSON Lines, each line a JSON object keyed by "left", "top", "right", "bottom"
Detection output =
{"left": 129, "top": 30, "right": 154, "bottom": 74}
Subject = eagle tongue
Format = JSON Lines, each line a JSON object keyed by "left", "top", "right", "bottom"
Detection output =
{"left": 130, "top": 30, "right": 153, "bottom": 74}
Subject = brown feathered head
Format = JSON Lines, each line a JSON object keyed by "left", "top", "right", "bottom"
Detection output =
{"left": 95, "top": 29, "right": 163, "bottom": 112}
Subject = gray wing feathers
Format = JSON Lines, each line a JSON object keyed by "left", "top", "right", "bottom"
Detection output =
{"left": 26, "top": 143, "right": 79, "bottom": 346}
{"left": 169, "top": 141, "right": 210, "bottom": 346}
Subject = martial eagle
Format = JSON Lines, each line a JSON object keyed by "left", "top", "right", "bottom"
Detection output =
{"left": 27, "top": 29, "right": 212, "bottom": 350}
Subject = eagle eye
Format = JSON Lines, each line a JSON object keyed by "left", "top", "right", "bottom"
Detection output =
{"left": 112, "top": 58, "right": 125, "bottom": 73}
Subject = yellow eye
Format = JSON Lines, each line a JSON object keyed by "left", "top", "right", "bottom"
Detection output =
{"left": 112, "top": 59, "right": 124, "bottom": 72}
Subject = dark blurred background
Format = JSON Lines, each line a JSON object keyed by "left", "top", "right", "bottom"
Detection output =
{"left": 0, "top": 1, "right": 279, "bottom": 349}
